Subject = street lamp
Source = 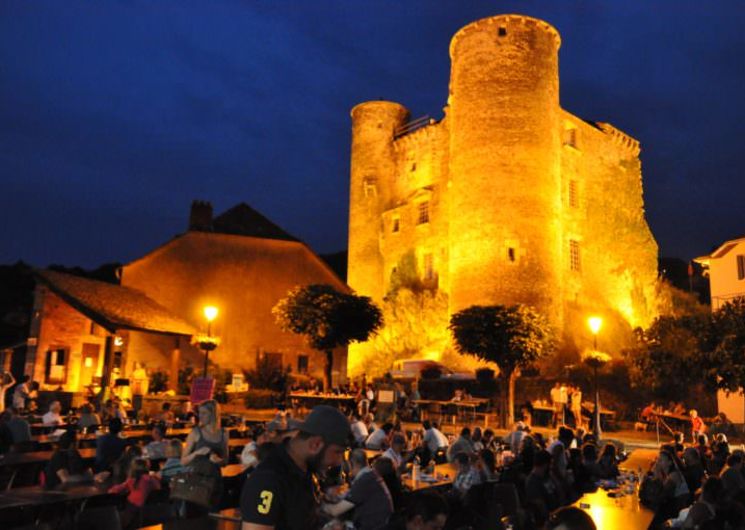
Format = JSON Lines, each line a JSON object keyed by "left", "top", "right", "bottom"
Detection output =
{"left": 588, "top": 316, "right": 602, "bottom": 350}
{"left": 201, "top": 305, "right": 219, "bottom": 377}
{"left": 586, "top": 316, "right": 606, "bottom": 439}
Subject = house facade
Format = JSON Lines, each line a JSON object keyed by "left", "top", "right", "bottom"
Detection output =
{"left": 22, "top": 202, "right": 348, "bottom": 395}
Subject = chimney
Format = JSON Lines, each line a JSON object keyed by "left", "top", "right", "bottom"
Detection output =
{"left": 188, "top": 200, "right": 213, "bottom": 231}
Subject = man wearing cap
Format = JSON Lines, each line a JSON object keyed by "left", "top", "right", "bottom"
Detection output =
{"left": 240, "top": 405, "right": 351, "bottom": 530}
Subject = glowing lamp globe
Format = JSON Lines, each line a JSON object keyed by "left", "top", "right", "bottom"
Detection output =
{"left": 203, "top": 306, "right": 219, "bottom": 322}
{"left": 588, "top": 316, "right": 602, "bottom": 335}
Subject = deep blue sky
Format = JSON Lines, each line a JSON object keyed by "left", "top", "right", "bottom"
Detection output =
{"left": 1, "top": 1, "right": 743, "bottom": 268}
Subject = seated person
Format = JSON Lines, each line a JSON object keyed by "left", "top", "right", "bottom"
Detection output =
{"left": 156, "top": 402, "right": 175, "bottom": 425}
{"left": 95, "top": 417, "right": 128, "bottom": 472}
{"left": 640, "top": 402, "right": 658, "bottom": 423}
{"left": 5, "top": 408, "right": 32, "bottom": 446}
{"left": 365, "top": 422, "right": 394, "bottom": 450}
{"left": 42, "top": 400, "right": 63, "bottom": 426}
{"left": 451, "top": 452, "right": 481, "bottom": 498}
{"left": 77, "top": 403, "right": 101, "bottom": 431}
{"left": 109, "top": 458, "right": 161, "bottom": 528}
{"left": 240, "top": 426, "right": 271, "bottom": 470}
{"left": 525, "top": 449, "right": 560, "bottom": 526}
{"left": 322, "top": 449, "right": 394, "bottom": 530}
{"left": 45, "top": 430, "right": 92, "bottom": 488}
{"left": 384, "top": 490, "right": 449, "bottom": 530}
{"left": 350, "top": 413, "right": 369, "bottom": 446}
{"left": 374, "top": 456, "right": 403, "bottom": 511}
{"left": 160, "top": 439, "right": 187, "bottom": 483}
{"left": 143, "top": 423, "right": 168, "bottom": 460}
{"left": 382, "top": 433, "right": 411, "bottom": 473}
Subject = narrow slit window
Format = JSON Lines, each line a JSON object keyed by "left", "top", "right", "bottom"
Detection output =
{"left": 737, "top": 255, "right": 745, "bottom": 280}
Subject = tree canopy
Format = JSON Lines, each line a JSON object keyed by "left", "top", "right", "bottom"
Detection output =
{"left": 273, "top": 284, "right": 383, "bottom": 389}
{"left": 449, "top": 304, "right": 553, "bottom": 376}
{"left": 625, "top": 298, "right": 745, "bottom": 399}
{"left": 449, "top": 304, "right": 553, "bottom": 427}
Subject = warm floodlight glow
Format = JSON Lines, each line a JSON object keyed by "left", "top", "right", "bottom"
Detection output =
{"left": 84, "top": 357, "right": 93, "bottom": 368}
{"left": 588, "top": 316, "right": 602, "bottom": 335}
{"left": 203, "top": 306, "right": 219, "bottom": 322}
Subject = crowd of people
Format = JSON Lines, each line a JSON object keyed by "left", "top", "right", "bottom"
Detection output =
{"left": 6, "top": 367, "right": 745, "bottom": 530}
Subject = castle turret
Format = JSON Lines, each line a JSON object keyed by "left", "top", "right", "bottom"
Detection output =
{"left": 348, "top": 100, "right": 409, "bottom": 303}
{"left": 447, "top": 15, "right": 564, "bottom": 327}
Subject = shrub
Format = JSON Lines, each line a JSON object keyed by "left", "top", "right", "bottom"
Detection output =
{"left": 245, "top": 355, "right": 292, "bottom": 392}
{"left": 244, "top": 389, "right": 280, "bottom": 409}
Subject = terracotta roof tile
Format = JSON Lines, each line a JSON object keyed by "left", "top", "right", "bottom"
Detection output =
{"left": 35, "top": 269, "right": 197, "bottom": 336}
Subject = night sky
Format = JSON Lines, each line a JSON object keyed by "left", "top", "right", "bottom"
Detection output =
{"left": 1, "top": 1, "right": 744, "bottom": 268}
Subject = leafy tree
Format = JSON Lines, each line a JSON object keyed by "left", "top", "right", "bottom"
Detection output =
{"left": 710, "top": 298, "right": 745, "bottom": 392}
{"left": 273, "top": 284, "right": 383, "bottom": 390}
{"left": 623, "top": 314, "right": 714, "bottom": 401}
{"left": 449, "top": 304, "right": 554, "bottom": 427}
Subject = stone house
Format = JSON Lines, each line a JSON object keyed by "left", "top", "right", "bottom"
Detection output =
{"left": 22, "top": 202, "right": 347, "bottom": 394}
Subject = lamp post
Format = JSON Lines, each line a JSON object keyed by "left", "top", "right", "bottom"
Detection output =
{"left": 587, "top": 316, "right": 603, "bottom": 439}
{"left": 201, "top": 306, "right": 218, "bottom": 377}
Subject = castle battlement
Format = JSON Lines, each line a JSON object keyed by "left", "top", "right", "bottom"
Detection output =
{"left": 449, "top": 14, "right": 561, "bottom": 59}
{"left": 392, "top": 119, "right": 441, "bottom": 151}
{"left": 596, "top": 122, "right": 641, "bottom": 156}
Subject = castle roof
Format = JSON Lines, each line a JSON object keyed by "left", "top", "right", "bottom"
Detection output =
{"left": 35, "top": 269, "right": 197, "bottom": 337}
{"left": 212, "top": 203, "right": 299, "bottom": 242}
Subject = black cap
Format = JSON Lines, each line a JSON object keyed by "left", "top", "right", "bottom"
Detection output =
{"left": 297, "top": 405, "right": 351, "bottom": 447}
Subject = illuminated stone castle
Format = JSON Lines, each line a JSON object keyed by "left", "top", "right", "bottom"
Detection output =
{"left": 347, "top": 14, "right": 659, "bottom": 374}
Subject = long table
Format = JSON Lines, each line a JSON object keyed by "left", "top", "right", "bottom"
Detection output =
{"left": 572, "top": 448, "right": 656, "bottom": 529}
{"left": 401, "top": 462, "right": 456, "bottom": 492}
{"left": 574, "top": 488, "right": 653, "bottom": 530}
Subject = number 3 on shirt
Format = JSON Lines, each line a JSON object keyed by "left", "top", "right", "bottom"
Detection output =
{"left": 257, "top": 490, "right": 273, "bottom": 514}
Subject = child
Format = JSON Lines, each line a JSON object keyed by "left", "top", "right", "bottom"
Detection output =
{"left": 160, "top": 439, "right": 186, "bottom": 483}
{"left": 108, "top": 458, "right": 161, "bottom": 528}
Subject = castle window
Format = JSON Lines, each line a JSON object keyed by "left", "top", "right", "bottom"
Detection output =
{"left": 737, "top": 255, "right": 745, "bottom": 280}
{"left": 563, "top": 127, "right": 578, "bottom": 148}
{"left": 417, "top": 201, "right": 430, "bottom": 225}
{"left": 507, "top": 247, "right": 516, "bottom": 262}
{"left": 423, "top": 253, "right": 434, "bottom": 281}
{"left": 392, "top": 217, "right": 400, "bottom": 233}
{"left": 498, "top": 26, "right": 507, "bottom": 37}
{"left": 410, "top": 162, "right": 417, "bottom": 172}
{"left": 297, "top": 355, "right": 309, "bottom": 375}
{"left": 363, "top": 179, "right": 377, "bottom": 198}
{"left": 569, "top": 240, "right": 581, "bottom": 272}
{"left": 569, "top": 180, "right": 579, "bottom": 208}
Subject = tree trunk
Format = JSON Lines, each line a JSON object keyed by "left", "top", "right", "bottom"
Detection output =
{"left": 506, "top": 370, "right": 516, "bottom": 429}
{"left": 497, "top": 370, "right": 515, "bottom": 429}
{"left": 325, "top": 350, "right": 334, "bottom": 392}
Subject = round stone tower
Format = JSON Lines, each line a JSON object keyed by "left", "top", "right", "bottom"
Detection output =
{"left": 348, "top": 100, "right": 409, "bottom": 303}
{"left": 447, "top": 15, "right": 564, "bottom": 327}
